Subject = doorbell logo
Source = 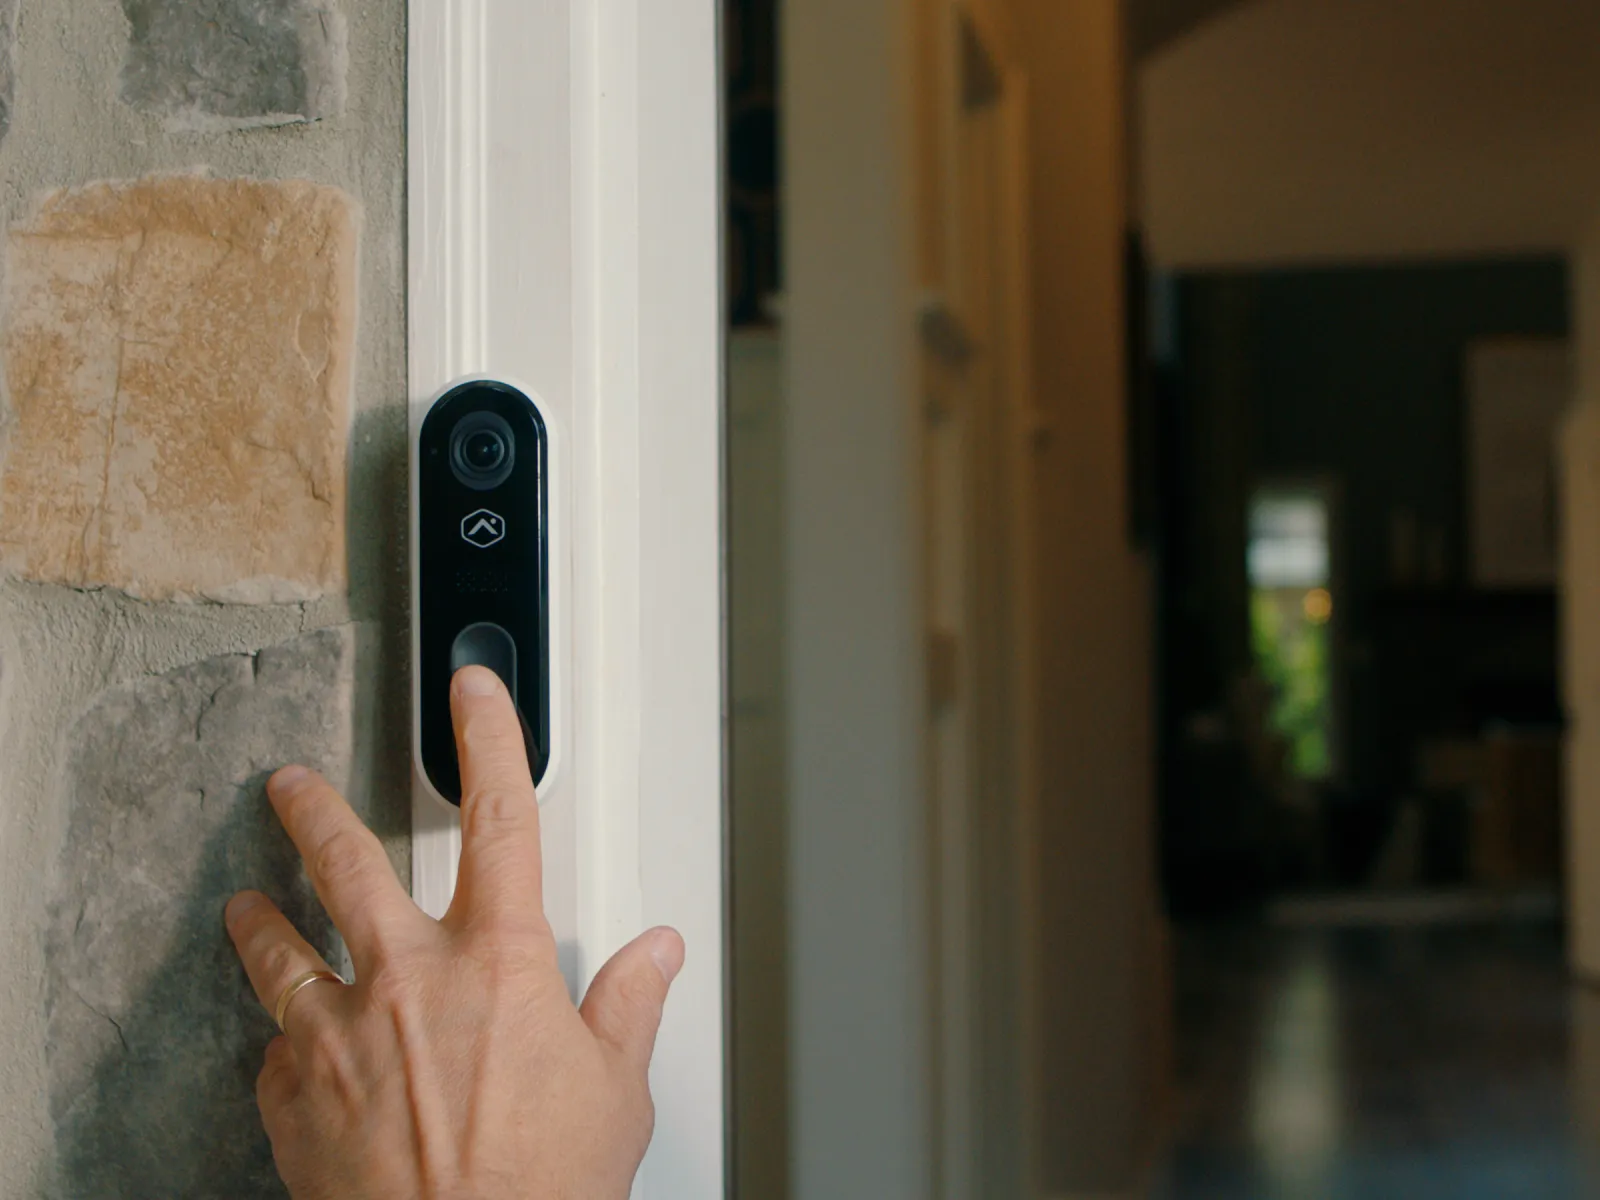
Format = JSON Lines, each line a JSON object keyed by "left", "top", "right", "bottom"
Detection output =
{"left": 461, "top": 509, "right": 506, "bottom": 549}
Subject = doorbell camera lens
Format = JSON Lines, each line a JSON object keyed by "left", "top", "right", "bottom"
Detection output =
{"left": 449, "top": 412, "right": 516, "bottom": 490}
{"left": 463, "top": 429, "right": 506, "bottom": 471}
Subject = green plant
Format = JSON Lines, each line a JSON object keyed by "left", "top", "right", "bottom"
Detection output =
{"left": 1251, "top": 589, "right": 1332, "bottom": 778}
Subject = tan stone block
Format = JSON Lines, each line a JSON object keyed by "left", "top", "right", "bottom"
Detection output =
{"left": 0, "top": 175, "right": 356, "bottom": 603}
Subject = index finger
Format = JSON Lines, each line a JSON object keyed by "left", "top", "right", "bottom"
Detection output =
{"left": 267, "top": 766, "right": 417, "bottom": 968}
{"left": 445, "top": 666, "right": 546, "bottom": 934}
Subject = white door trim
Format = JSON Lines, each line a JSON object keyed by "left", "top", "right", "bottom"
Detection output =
{"left": 408, "top": 2, "right": 726, "bottom": 1195}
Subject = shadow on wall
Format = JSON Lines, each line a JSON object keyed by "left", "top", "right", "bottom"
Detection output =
{"left": 344, "top": 406, "right": 419, "bottom": 855}
{"left": 36, "top": 633, "right": 352, "bottom": 1200}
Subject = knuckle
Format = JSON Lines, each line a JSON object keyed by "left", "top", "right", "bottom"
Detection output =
{"left": 234, "top": 905, "right": 274, "bottom": 949}
{"left": 301, "top": 1028, "right": 361, "bottom": 1103}
{"left": 255, "top": 1072, "right": 281, "bottom": 1113}
{"left": 300, "top": 1021, "right": 350, "bottom": 1076}
{"left": 256, "top": 938, "right": 303, "bottom": 988}
{"left": 312, "top": 827, "right": 375, "bottom": 890}
{"left": 464, "top": 785, "right": 534, "bottom": 835}
{"left": 452, "top": 896, "right": 553, "bottom": 952}
{"left": 362, "top": 963, "right": 422, "bottom": 1014}
{"left": 259, "top": 1102, "right": 295, "bottom": 1150}
{"left": 615, "top": 969, "right": 665, "bottom": 1020}
{"left": 460, "top": 926, "right": 551, "bottom": 983}
{"left": 467, "top": 784, "right": 534, "bottom": 832}
{"left": 496, "top": 920, "right": 558, "bottom": 962}
{"left": 618, "top": 1080, "right": 657, "bottom": 1150}
{"left": 264, "top": 1035, "right": 295, "bottom": 1070}
{"left": 256, "top": 1044, "right": 296, "bottom": 1110}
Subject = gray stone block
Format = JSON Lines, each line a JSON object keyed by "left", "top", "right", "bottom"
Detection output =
{"left": 45, "top": 627, "right": 356, "bottom": 1199}
{"left": 119, "top": 0, "right": 347, "bottom": 130}
{"left": 0, "top": 0, "right": 16, "bottom": 145}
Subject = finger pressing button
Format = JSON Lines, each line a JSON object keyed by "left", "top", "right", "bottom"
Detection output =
{"left": 451, "top": 622, "right": 518, "bottom": 701}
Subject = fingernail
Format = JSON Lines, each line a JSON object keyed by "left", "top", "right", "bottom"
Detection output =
{"left": 649, "top": 929, "right": 686, "bottom": 985}
{"left": 268, "top": 765, "right": 309, "bottom": 796}
{"left": 455, "top": 665, "right": 501, "bottom": 697}
{"left": 226, "top": 891, "right": 264, "bottom": 926}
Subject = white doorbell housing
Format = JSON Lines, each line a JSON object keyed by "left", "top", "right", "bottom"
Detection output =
{"left": 411, "top": 376, "right": 562, "bottom": 806}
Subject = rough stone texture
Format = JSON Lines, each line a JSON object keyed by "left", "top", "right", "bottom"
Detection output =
{"left": 0, "top": 175, "right": 358, "bottom": 604}
{"left": 0, "top": 0, "right": 17, "bottom": 146}
{"left": 0, "top": 2, "right": 407, "bottom": 1192}
{"left": 120, "top": 0, "right": 348, "bottom": 131}
{"left": 43, "top": 627, "right": 354, "bottom": 1199}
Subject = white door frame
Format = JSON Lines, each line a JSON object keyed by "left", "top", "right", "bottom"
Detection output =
{"left": 408, "top": 3, "right": 726, "bottom": 1196}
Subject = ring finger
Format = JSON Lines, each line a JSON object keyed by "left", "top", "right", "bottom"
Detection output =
{"left": 226, "top": 890, "right": 345, "bottom": 1043}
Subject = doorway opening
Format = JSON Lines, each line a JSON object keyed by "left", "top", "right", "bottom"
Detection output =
{"left": 1247, "top": 482, "right": 1337, "bottom": 784}
{"left": 727, "top": 0, "right": 1600, "bottom": 1196}
{"left": 1139, "top": 3, "right": 1591, "bottom": 1194}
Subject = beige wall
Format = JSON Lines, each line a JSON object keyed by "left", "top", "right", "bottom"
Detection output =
{"left": 1007, "top": 0, "right": 1166, "bottom": 1191}
{"left": 728, "top": 331, "right": 791, "bottom": 1200}
{"left": 1564, "top": 215, "right": 1600, "bottom": 981}
{"left": 1141, "top": 0, "right": 1600, "bottom": 268}
{"left": 784, "top": 1, "right": 933, "bottom": 1196}
{"left": 782, "top": 1, "right": 1164, "bottom": 1193}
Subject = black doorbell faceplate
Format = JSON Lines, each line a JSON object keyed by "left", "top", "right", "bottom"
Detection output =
{"left": 417, "top": 380, "right": 551, "bottom": 803}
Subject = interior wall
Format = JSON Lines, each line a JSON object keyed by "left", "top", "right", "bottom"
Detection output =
{"left": 1005, "top": 0, "right": 1166, "bottom": 1192}
{"left": 785, "top": 1, "right": 1167, "bottom": 1194}
{"left": 728, "top": 330, "right": 790, "bottom": 1200}
{"left": 1563, "top": 216, "right": 1600, "bottom": 980}
{"left": 784, "top": 0, "right": 932, "bottom": 1197}
{"left": 1140, "top": 0, "right": 1600, "bottom": 268}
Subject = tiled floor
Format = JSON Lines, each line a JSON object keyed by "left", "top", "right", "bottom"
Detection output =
{"left": 1150, "top": 919, "right": 1600, "bottom": 1199}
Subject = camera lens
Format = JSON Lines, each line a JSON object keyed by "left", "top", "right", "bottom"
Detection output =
{"left": 463, "top": 429, "right": 506, "bottom": 472}
{"left": 449, "top": 411, "right": 516, "bottom": 490}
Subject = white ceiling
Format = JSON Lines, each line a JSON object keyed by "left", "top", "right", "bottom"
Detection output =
{"left": 1138, "top": 0, "right": 1600, "bottom": 269}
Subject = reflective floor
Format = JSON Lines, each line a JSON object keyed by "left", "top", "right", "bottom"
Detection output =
{"left": 1151, "top": 919, "right": 1600, "bottom": 1199}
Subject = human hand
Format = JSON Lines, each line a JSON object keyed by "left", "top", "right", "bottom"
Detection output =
{"left": 225, "top": 665, "right": 685, "bottom": 1200}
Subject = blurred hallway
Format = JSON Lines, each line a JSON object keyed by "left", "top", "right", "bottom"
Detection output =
{"left": 740, "top": 0, "right": 1600, "bottom": 1195}
{"left": 1152, "top": 920, "right": 1590, "bottom": 1199}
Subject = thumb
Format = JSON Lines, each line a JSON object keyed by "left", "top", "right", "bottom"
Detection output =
{"left": 579, "top": 927, "right": 686, "bottom": 1072}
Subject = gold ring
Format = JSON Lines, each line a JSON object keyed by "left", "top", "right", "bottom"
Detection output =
{"left": 273, "top": 969, "right": 345, "bottom": 1031}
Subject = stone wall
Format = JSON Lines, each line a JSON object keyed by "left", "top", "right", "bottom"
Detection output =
{"left": 0, "top": 2, "right": 406, "bottom": 1196}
